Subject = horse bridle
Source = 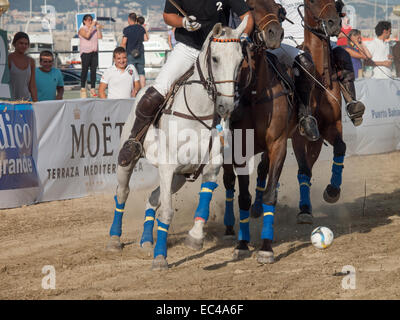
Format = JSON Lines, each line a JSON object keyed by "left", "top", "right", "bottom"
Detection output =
{"left": 258, "top": 13, "right": 280, "bottom": 31}
{"left": 198, "top": 36, "right": 241, "bottom": 100}
{"left": 252, "top": 11, "right": 281, "bottom": 48}
{"left": 183, "top": 35, "right": 241, "bottom": 130}
{"left": 297, "top": 2, "right": 336, "bottom": 39}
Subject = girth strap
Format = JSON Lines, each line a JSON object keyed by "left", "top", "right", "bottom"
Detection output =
{"left": 255, "top": 89, "right": 289, "bottom": 105}
{"left": 162, "top": 109, "right": 214, "bottom": 121}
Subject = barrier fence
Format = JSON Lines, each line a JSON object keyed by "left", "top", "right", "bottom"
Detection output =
{"left": 1, "top": 78, "right": 400, "bottom": 209}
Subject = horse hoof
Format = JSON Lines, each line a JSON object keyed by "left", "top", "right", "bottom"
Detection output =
{"left": 223, "top": 226, "right": 236, "bottom": 239}
{"left": 106, "top": 236, "right": 123, "bottom": 252}
{"left": 323, "top": 184, "right": 341, "bottom": 203}
{"left": 250, "top": 203, "right": 263, "bottom": 218}
{"left": 297, "top": 212, "right": 313, "bottom": 224}
{"left": 137, "top": 242, "right": 153, "bottom": 259}
{"left": 233, "top": 249, "right": 252, "bottom": 260}
{"left": 257, "top": 250, "right": 274, "bottom": 264}
{"left": 184, "top": 234, "right": 204, "bottom": 251}
{"left": 151, "top": 255, "right": 168, "bottom": 271}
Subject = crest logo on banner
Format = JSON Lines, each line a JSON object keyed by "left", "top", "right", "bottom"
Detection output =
{"left": 0, "top": 103, "right": 39, "bottom": 208}
{"left": 0, "top": 103, "right": 39, "bottom": 190}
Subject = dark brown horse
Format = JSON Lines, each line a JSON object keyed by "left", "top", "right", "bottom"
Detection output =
{"left": 291, "top": 0, "right": 343, "bottom": 224}
{"left": 248, "top": 0, "right": 342, "bottom": 225}
{"left": 222, "top": 0, "right": 297, "bottom": 264}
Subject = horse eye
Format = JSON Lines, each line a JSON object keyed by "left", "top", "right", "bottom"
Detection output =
{"left": 212, "top": 56, "right": 219, "bottom": 63}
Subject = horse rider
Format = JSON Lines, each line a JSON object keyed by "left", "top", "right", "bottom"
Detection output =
{"left": 230, "top": 0, "right": 320, "bottom": 141}
{"left": 118, "top": 0, "right": 254, "bottom": 167}
{"left": 271, "top": 0, "right": 365, "bottom": 129}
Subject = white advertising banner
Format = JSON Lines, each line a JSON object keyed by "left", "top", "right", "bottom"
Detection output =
{"left": 2, "top": 78, "right": 400, "bottom": 209}
{"left": 33, "top": 98, "right": 159, "bottom": 203}
{"left": 275, "top": 78, "right": 400, "bottom": 165}
{"left": 351, "top": 78, "right": 400, "bottom": 154}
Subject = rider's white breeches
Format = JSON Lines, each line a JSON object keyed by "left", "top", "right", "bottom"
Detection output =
{"left": 153, "top": 42, "right": 200, "bottom": 97}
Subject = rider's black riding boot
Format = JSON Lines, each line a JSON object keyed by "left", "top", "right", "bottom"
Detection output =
{"left": 340, "top": 71, "right": 365, "bottom": 126}
{"left": 118, "top": 86, "right": 165, "bottom": 167}
{"left": 294, "top": 53, "right": 320, "bottom": 141}
{"left": 332, "top": 46, "right": 365, "bottom": 126}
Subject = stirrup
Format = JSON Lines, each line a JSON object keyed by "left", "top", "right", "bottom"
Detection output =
{"left": 118, "top": 138, "right": 143, "bottom": 167}
{"left": 298, "top": 115, "right": 320, "bottom": 142}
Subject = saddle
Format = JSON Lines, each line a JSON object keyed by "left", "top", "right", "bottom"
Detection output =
{"left": 152, "top": 66, "right": 195, "bottom": 128}
{"left": 231, "top": 51, "right": 295, "bottom": 124}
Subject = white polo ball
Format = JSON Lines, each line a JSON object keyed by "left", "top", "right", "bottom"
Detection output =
{"left": 311, "top": 226, "right": 334, "bottom": 249}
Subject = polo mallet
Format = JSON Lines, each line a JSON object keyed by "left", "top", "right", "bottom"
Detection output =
{"left": 168, "top": 0, "right": 194, "bottom": 23}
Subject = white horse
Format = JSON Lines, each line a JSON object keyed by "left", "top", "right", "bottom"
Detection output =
{"left": 106, "top": 18, "right": 249, "bottom": 270}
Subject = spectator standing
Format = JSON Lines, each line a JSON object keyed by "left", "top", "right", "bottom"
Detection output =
{"left": 365, "top": 21, "right": 393, "bottom": 79}
{"left": 98, "top": 47, "right": 140, "bottom": 99}
{"left": 121, "top": 13, "right": 148, "bottom": 89}
{"left": 35, "top": 51, "right": 64, "bottom": 101}
{"left": 344, "top": 29, "right": 372, "bottom": 79}
{"left": 168, "top": 26, "right": 177, "bottom": 50}
{"left": 78, "top": 14, "right": 102, "bottom": 98}
{"left": 8, "top": 32, "right": 37, "bottom": 101}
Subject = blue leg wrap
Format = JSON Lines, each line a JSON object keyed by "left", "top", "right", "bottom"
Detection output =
{"left": 154, "top": 219, "right": 169, "bottom": 258}
{"left": 254, "top": 177, "right": 266, "bottom": 206}
{"left": 224, "top": 189, "right": 235, "bottom": 227}
{"left": 194, "top": 182, "right": 218, "bottom": 221}
{"left": 238, "top": 209, "right": 250, "bottom": 242}
{"left": 330, "top": 155, "right": 344, "bottom": 189}
{"left": 298, "top": 174, "right": 312, "bottom": 210}
{"left": 109, "top": 195, "right": 125, "bottom": 237}
{"left": 140, "top": 208, "right": 156, "bottom": 246}
{"left": 261, "top": 204, "right": 275, "bottom": 240}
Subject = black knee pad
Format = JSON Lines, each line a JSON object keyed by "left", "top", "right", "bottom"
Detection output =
{"left": 341, "top": 70, "right": 355, "bottom": 83}
{"left": 135, "top": 86, "right": 164, "bottom": 119}
{"left": 294, "top": 52, "right": 315, "bottom": 77}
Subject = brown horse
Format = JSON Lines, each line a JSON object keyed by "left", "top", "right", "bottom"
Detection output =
{"left": 291, "top": 0, "right": 343, "bottom": 224}
{"left": 222, "top": 0, "right": 298, "bottom": 264}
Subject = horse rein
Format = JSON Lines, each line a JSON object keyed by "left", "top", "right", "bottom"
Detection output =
{"left": 166, "top": 35, "right": 240, "bottom": 131}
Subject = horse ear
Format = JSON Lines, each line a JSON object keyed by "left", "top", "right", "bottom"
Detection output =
{"left": 234, "top": 14, "right": 249, "bottom": 37}
{"left": 212, "top": 23, "right": 223, "bottom": 38}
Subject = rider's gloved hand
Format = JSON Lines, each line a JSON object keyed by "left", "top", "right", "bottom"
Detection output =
{"left": 240, "top": 33, "right": 251, "bottom": 44}
{"left": 182, "top": 16, "right": 201, "bottom": 32}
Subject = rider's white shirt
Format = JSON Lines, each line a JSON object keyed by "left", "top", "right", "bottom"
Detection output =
{"left": 276, "top": 0, "right": 304, "bottom": 42}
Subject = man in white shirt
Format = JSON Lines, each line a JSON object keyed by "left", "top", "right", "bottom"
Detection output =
{"left": 99, "top": 47, "right": 140, "bottom": 99}
{"left": 365, "top": 21, "right": 393, "bottom": 79}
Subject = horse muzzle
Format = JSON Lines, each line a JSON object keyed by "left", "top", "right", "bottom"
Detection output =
{"left": 321, "top": 17, "right": 341, "bottom": 37}
{"left": 262, "top": 25, "right": 284, "bottom": 50}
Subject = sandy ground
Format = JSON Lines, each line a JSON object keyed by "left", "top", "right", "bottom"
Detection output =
{"left": 1, "top": 151, "right": 400, "bottom": 300}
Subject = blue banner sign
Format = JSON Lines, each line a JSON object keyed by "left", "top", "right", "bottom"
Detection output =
{"left": 0, "top": 103, "right": 39, "bottom": 190}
